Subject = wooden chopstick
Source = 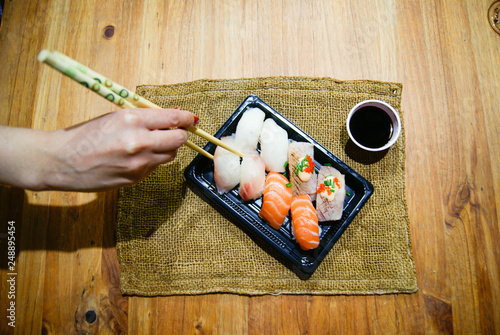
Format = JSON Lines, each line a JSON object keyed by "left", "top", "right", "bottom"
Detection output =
{"left": 53, "top": 51, "right": 156, "bottom": 109}
{"left": 38, "top": 50, "right": 213, "bottom": 159}
{"left": 38, "top": 50, "right": 137, "bottom": 109}
{"left": 38, "top": 50, "right": 245, "bottom": 160}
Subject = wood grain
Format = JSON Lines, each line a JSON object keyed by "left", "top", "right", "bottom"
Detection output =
{"left": 1, "top": 0, "right": 499, "bottom": 334}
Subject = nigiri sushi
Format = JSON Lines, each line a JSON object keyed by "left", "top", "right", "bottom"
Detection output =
{"left": 290, "top": 194, "right": 320, "bottom": 250}
{"left": 288, "top": 141, "right": 317, "bottom": 197}
{"left": 259, "top": 119, "right": 288, "bottom": 172}
{"left": 213, "top": 135, "right": 241, "bottom": 194}
{"left": 234, "top": 108, "right": 265, "bottom": 154}
{"left": 239, "top": 153, "right": 266, "bottom": 201}
{"left": 259, "top": 172, "right": 293, "bottom": 229}
{"left": 316, "top": 166, "right": 346, "bottom": 221}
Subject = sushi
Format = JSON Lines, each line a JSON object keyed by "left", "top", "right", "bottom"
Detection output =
{"left": 234, "top": 108, "right": 266, "bottom": 154}
{"left": 288, "top": 141, "right": 317, "bottom": 198}
{"left": 290, "top": 194, "right": 320, "bottom": 250}
{"left": 239, "top": 153, "right": 266, "bottom": 201}
{"left": 259, "top": 172, "right": 293, "bottom": 229}
{"left": 316, "top": 166, "right": 346, "bottom": 221}
{"left": 259, "top": 119, "right": 288, "bottom": 172}
{"left": 213, "top": 135, "right": 241, "bottom": 194}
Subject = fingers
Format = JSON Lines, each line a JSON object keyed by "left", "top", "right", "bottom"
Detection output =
{"left": 151, "top": 150, "right": 179, "bottom": 165}
{"left": 119, "top": 109, "right": 196, "bottom": 167}
{"left": 149, "top": 128, "right": 189, "bottom": 153}
{"left": 128, "top": 150, "right": 179, "bottom": 179}
{"left": 124, "top": 108, "right": 198, "bottom": 130}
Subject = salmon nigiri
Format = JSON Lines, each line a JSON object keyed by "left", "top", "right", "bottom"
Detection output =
{"left": 259, "top": 172, "right": 293, "bottom": 229}
{"left": 290, "top": 194, "right": 320, "bottom": 250}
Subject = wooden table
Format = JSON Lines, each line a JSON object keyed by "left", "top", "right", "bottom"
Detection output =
{"left": 1, "top": 0, "right": 499, "bottom": 333}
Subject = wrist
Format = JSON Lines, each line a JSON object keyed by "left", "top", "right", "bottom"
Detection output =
{"left": 33, "top": 129, "right": 73, "bottom": 191}
{"left": 0, "top": 126, "right": 52, "bottom": 190}
{"left": 19, "top": 129, "right": 59, "bottom": 191}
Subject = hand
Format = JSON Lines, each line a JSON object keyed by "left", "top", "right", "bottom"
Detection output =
{"left": 0, "top": 108, "right": 198, "bottom": 191}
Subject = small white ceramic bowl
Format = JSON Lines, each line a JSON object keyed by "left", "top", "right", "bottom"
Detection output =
{"left": 346, "top": 99, "right": 401, "bottom": 152}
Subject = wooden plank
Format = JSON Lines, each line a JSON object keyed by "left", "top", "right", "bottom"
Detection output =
{"left": 100, "top": 192, "right": 129, "bottom": 335}
{"left": 396, "top": 1, "right": 453, "bottom": 333}
{"left": 437, "top": 1, "right": 500, "bottom": 333}
{"left": 0, "top": 187, "right": 25, "bottom": 335}
{"left": 0, "top": 0, "right": 47, "bottom": 128}
{"left": 128, "top": 296, "right": 158, "bottom": 334}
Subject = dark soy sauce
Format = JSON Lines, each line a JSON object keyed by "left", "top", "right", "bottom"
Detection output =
{"left": 349, "top": 106, "right": 393, "bottom": 148}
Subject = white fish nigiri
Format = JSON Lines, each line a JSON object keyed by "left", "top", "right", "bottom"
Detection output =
{"left": 234, "top": 108, "right": 265, "bottom": 154}
{"left": 239, "top": 153, "right": 266, "bottom": 201}
{"left": 213, "top": 135, "right": 241, "bottom": 194}
{"left": 288, "top": 141, "right": 317, "bottom": 197}
{"left": 316, "top": 166, "right": 346, "bottom": 221}
{"left": 259, "top": 118, "right": 289, "bottom": 172}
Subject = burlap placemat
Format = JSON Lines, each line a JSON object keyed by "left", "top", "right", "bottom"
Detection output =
{"left": 116, "top": 77, "right": 417, "bottom": 296}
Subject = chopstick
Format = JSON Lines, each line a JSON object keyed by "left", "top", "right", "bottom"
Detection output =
{"left": 37, "top": 50, "right": 245, "bottom": 160}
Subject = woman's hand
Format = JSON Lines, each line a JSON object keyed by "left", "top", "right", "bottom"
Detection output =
{"left": 0, "top": 108, "right": 198, "bottom": 191}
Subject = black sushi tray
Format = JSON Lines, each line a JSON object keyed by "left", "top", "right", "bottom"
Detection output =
{"left": 184, "top": 95, "right": 374, "bottom": 279}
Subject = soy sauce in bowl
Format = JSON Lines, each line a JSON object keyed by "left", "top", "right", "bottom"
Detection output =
{"left": 346, "top": 100, "right": 401, "bottom": 152}
{"left": 349, "top": 106, "right": 393, "bottom": 149}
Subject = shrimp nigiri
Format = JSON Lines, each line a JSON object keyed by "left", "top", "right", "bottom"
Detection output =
{"left": 259, "top": 172, "right": 293, "bottom": 229}
{"left": 290, "top": 194, "right": 320, "bottom": 250}
{"left": 239, "top": 153, "right": 266, "bottom": 201}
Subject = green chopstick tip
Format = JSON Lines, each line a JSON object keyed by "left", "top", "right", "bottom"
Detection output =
{"left": 37, "top": 49, "right": 50, "bottom": 62}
